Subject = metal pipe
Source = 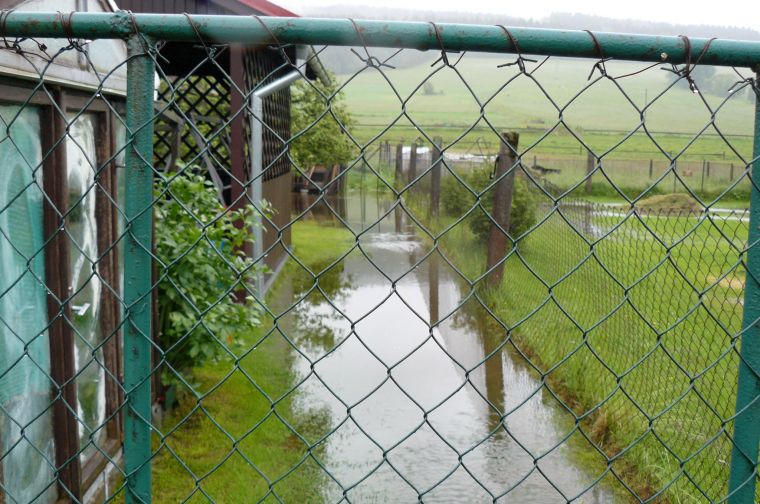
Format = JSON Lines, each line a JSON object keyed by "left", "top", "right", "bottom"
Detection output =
{"left": 250, "top": 94, "right": 265, "bottom": 296}
{"left": 727, "top": 72, "right": 760, "bottom": 504}
{"left": 3, "top": 12, "right": 760, "bottom": 67}
{"left": 123, "top": 33, "right": 155, "bottom": 504}
{"left": 249, "top": 66, "right": 303, "bottom": 295}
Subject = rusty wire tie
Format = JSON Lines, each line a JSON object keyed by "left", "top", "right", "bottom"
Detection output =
{"left": 252, "top": 15, "right": 293, "bottom": 66}
{"left": 183, "top": 13, "right": 211, "bottom": 54}
{"left": 57, "top": 10, "right": 91, "bottom": 53}
{"left": 0, "top": 9, "right": 48, "bottom": 56}
{"left": 584, "top": 29, "right": 613, "bottom": 80}
{"left": 429, "top": 21, "right": 464, "bottom": 68}
{"left": 495, "top": 25, "right": 536, "bottom": 73}
{"left": 348, "top": 18, "right": 394, "bottom": 69}
{"left": 125, "top": 10, "right": 159, "bottom": 57}
{"left": 662, "top": 35, "right": 717, "bottom": 93}
{"left": 0, "top": 9, "right": 17, "bottom": 52}
{"left": 728, "top": 66, "right": 757, "bottom": 96}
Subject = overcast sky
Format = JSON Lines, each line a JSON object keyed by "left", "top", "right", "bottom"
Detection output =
{"left": 277, "top": 0, "right": 760, "bottom": 31}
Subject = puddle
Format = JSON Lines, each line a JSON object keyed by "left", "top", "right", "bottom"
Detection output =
{"left": 278, "top": 192, "right": 617, "bottom": 502}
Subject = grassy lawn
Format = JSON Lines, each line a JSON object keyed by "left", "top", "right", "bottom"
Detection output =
{"left": 406, "top": 185, "right": 750, "bottom": 502}
{"left": 150, "top": 220, "right": 354, "bottom": 503}
{"left": 339, "top": 55, "right": 755, "bottom": 163}
{"left": 341, "top": 54, "right": 755, "bottom": 205}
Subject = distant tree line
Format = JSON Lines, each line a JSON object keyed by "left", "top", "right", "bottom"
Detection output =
{"left": 300, "top": 5, "right": 760, "bottom": 41}
{"left": 307, "top": 6, "right": 758, "bottom": 102}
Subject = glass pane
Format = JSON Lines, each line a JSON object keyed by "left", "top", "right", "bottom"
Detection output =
{"left": 114, "top": 118, "right": 126, "bottom": 296}
{"left": 65, "top": 112, "right": 107, "bottom": 463}
{"left": 0, "top": 105, "right": 56, "bottom": 503}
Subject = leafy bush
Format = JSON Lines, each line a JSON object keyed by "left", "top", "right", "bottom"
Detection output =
{"left": 441, "top": 166, "right": 537, "bottom": 240}
{"left": 154, "top": 170, "right": 268, "bottom": 386}
{"left": 291, "top": 71, "right": 356, "bottom": 170}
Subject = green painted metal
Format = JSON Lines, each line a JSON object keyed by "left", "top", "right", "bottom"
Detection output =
{"left": 0, "top": 11, "right": 757, "bottom": 501}
{"left": 728, "top": 73, "right": 760, "bottom": 503}
{"left": 1, "top": 11, "right": 760, "bottom": 67}
{"left": 122, "top": 33, "right": 155, "bottom": 504}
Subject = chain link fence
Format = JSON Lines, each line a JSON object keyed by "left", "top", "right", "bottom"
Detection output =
{"left": 1, "top": 10, "right": 760, "bottom": 503}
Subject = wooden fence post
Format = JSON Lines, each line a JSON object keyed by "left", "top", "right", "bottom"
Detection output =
{"left": 431, "top": 136, "right": 443, "bottom": 217}
{"left": 585, "top": 149, "right": 595, "bottom": 194}
{"left": 701, "top": 160, "right": 706, "bottom": 193}
{"left": 395, "top": 143, "right": 403, "bottom": 190}
{"left": 429, "top": 252, "right": 439, "bottom": 325}
{"left": 673, "top": 160, "right": 678, "bottom": 193}
{"left": 649, "top": 159, "right": 653, "bottom": 179}
{"left": 408, "top": 142, "right": 418, "bottom": 186}
{"left": 731, "top": 162, "right": 735, "bottom": 181}
{"left": 486, "top": 131, "right": 519, "bottom": 286}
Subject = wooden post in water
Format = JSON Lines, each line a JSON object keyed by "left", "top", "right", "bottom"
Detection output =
{"left": 482, "top": 325, "right": 505, "bottom": 430}
{"left": 395, "top": 143, "right": 403, "bottom": 190}
{"left": 408, "top": 142, "right": 418, "bottom": 186}
{"left": 585, "top": 149, "right": 595, "bottom": 194}
{"left": 431, "top": 136, "right": 443, "bottom": 217}
{"left": 701, "top": 159, "right": 706, "bottom": 193}
{"left": 673, "top": 160, "right": 678, "bottom": 193}
{"left": 486, "top": 132, "right": 519, "bottom": 287}
{"left": 429, "top": 252, "right": 439, "bottom": 326}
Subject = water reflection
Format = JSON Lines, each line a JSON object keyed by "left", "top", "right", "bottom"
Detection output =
{"left": 281, "top": 192, "right": 614, "bottom": 502}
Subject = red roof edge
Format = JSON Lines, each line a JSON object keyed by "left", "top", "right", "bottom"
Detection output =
{"left": 235, "top": 0, "right": 298, "bottom": 17}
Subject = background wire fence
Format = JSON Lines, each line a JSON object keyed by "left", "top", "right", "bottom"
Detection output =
{"left": 0, "top": 11, "right": 759, "bottom": 504}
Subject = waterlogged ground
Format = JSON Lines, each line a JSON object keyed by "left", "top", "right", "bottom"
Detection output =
{"left": 276, "top": 193, "right": 617, "bottom": 502}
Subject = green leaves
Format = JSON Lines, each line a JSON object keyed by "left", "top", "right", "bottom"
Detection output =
{"left": 155, "top": 169, "right": 266, "bottom": 387}
{"left": 290, "top": 71, "right": 356, "bottom": 171}
{"left": 441, "top": 167, "right": 538, "bottom": 241}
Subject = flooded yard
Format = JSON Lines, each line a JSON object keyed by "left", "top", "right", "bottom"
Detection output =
{"left": 275, "top": 193, "right": 616, "bottom": 502}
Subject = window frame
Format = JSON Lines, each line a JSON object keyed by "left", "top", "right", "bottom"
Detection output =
{"left": 0, "top": 77, "right": 125, "bottom": 503}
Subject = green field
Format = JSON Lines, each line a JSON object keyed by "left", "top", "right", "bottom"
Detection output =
{"left": 405, "top": 183, "right": 752, "bottom": 502}
{"left": 338, "top": 55, "right": 755, "bottom": 158}
{"left": 336, "top": 55, "right": 756, "bottom": 204}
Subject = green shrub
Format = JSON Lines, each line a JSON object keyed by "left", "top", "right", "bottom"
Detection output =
{"left": 441, "top": 166, "right": 537, "bottom": 240}
{"left": 291, "top": 71, "right": 356, "bottom": 170}
{"left": 154, "top": 169, "right": 268, "bottom": 386}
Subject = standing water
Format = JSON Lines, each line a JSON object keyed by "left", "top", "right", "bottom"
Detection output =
{"left": 281, "top": 192, "right": 615, "bottom": 503}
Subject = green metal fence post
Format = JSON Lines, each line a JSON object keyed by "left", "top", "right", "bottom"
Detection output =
{"left": 123, "top": 33, "right": 156, "bottom": 504}
{"left": 728, "top": 72, "right": 760, "bottom": 504}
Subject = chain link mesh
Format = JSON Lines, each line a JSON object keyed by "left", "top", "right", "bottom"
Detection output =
{"left": 0, "top": 12, "right": 759, "bottom": 504}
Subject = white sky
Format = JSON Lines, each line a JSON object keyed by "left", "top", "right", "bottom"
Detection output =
{"left": 277, "top": 0, "right": 760, "bottom": 31}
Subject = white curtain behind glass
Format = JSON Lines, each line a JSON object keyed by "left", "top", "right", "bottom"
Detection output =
{"left": 65, "top": 112, "right": 107, "bottom": 464}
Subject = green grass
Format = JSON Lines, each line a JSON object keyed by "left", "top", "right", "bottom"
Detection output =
{"left": 289, "top": 217, "right": 357, "bottom": 266}
{"left": 407, "top": 187, "right": 751, "bottom": 502}
{"left": 150, "top": 220, "right": 353, "bottom": 503}
{"left": 339, "top": 56, "right": 754, "bottom": 160}
{"left": 340, "top": 55, "right": 755, "bottom": 204}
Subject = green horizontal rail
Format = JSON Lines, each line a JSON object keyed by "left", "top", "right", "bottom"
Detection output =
{"left": 3, "top": 11, "right": 760, "bottom": 67}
